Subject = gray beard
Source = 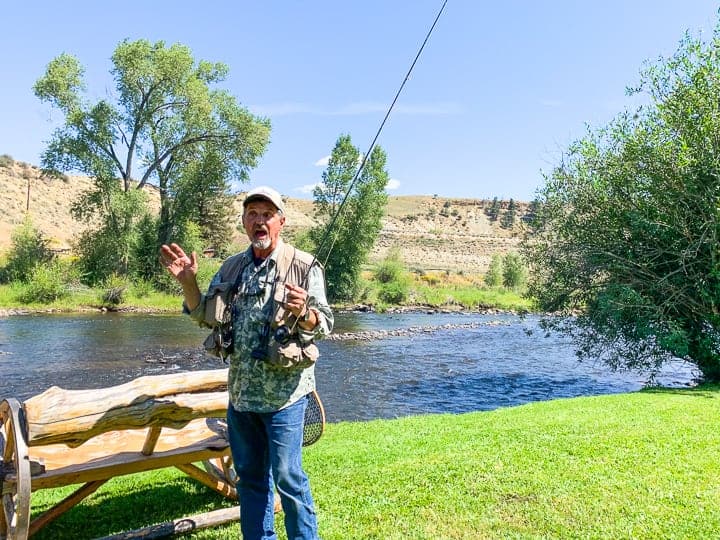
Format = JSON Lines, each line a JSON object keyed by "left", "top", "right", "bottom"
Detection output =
{"left": 252, "top": 238, "right": 271, "bottom": 250}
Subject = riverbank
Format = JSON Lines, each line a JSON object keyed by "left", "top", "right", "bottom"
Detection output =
{"left": 0, "top": 293, "right": 533, "bottom": 318}
{"left": 0, "top": 305, "right": 528, "bottom": 325}
{"left": 30, "top": 386, "right": 720, "bottom": 539}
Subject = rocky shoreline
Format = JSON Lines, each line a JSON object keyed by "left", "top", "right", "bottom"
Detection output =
{"left": 0, "top": 303, "right": 527, "bottom": 318}
{"left": 325, "top": 320, "right": 510, "bottom": 341}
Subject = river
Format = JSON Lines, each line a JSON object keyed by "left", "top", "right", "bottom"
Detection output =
{"left": 0, "top": 311, "right": 699, "bottom": 422}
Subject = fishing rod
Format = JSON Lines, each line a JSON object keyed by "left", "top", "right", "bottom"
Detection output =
{"left": 277, "top": 0, "right": 449, "bottom": 341}
{"left": 309, "top": 0, "right": 448, "bottom": 273}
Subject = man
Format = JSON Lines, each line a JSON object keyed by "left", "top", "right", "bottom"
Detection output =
{"left": 160, "top": 185, "right": 333, "bottom": 540}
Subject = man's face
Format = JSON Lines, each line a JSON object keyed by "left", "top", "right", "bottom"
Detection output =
{"left": 242, "top": 200, "right": 285, "bottom": 255}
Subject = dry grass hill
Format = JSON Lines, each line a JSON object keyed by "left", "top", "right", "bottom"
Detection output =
{"left": 0, "top": 158, "right": 529, "bottom": 273}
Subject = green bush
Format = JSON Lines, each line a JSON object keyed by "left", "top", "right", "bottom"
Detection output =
{"left": 130, "top": 214, "right": 161, "bottom": 282}
{"left": 0, "top": 154, "right": 13, "bottom": 168}
{"left": 485, "top": 254, "right": 503, "bottom": 287}
{"left": 378, "top": 280, "right": 409, "bottom": 304}
{"left": 502, "top": 252, "right": 527, "bottom": 289}
{"left": 1, "top": 218, "right": 55, "bottom": 283}
{"left": 16, "top": 263, "right": 68, "bottom": 303}
{"left": 74, "top": 227, "right": 126, "bottom": 286}
{"left": 374, "top": 249, "right": 410, "bottom": 304}
{"left": 130, "top": 279, "right": 154, "bottom": 299}
{"left": 101, "top": 275, "right": 129, "bottom": 306}
{"left": 374, "top": 249, "right": 405, "bottom": 284}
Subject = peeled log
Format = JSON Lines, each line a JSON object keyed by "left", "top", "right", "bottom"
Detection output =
{"left": 23, "top": 369, "right": 230, "bottom": 447}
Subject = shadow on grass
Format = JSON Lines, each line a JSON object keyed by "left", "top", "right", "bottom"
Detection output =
{"left": 31, "top": 476, "right": 236, "bottom": 540}
{"left": 641, "top": 382, "right": 720, "bottom": 398}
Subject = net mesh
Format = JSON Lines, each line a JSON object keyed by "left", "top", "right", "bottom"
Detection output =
{"left": 303, "top": 390, "right": 325, "bottom": 446}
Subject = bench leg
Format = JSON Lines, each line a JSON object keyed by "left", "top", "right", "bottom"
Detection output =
{"left": 1, "top": 399, "right": 32, "bottom": 540}
{"left": 28, "top": 480, "right": 107, "bottom": 537}
{"left": 175, "top": 463, "right": 237, "bottom": 499}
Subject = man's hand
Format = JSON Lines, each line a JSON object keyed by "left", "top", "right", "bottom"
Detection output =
{"left": 284, "top": 283, "right": 316, "bottom": 329}
{"left": 160, "top": 243, "right": 198, "bottom": 284}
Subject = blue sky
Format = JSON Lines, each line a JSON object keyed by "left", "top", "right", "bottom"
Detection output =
{"left": 1, "top": 1, "right": 717, "bottom": 201}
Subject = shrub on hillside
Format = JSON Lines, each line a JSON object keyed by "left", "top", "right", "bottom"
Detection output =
{"left": 0, "top": 154, "right": 13, "bottom": 168}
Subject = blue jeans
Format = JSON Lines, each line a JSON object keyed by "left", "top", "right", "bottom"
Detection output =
{"left": 227, "top": 396, "right": 319, "bottom": 540}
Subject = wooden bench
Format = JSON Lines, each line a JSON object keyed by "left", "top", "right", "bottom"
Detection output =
{"left": 0, "top": 368, "right": 324, "bottom": 539}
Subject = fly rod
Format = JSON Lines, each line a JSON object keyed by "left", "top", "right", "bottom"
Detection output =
{"left": 280, "top": 0, "right": 448, "bottom": 339}
{"left": 309, "top": 0, "right": 448, "bottom": 273}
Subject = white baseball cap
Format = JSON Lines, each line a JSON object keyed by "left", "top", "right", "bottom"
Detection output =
{"left": 243, "top": 186, "right": 285, "bottom": 213}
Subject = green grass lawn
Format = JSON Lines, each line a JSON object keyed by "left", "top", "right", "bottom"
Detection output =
{"left": 29, "top": 385, "right": 720, "bottom": 539}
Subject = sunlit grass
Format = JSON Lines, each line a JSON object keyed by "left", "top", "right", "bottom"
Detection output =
{"left": 29, "top": 385, "right": 720, "bottom": 539}
{"left": 0, "top": 267, "right": 534, "bottom": 314}
{"left": 0, "top": 283, "right": 182, "bottom": 312}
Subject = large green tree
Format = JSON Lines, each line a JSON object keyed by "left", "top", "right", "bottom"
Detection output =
{"left": 310, "top": 135, "right": 389, "bottom": 301}
{"left": 523, "top": 27, "right": 720, "bottom": 382}
{"left": 34, "top": 39, "right": 269, "bottom": 282}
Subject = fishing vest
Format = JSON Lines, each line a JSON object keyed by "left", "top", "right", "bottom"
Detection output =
{"left": 217, "top": 241, "right": 318, "bottom": 324}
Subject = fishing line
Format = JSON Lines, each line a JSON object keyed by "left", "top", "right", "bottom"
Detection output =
{"left": 281, "top": 0, "right": 448, "bottom": 337}
{"left": 307, "top": 0, "right": 449, "bottom": 279}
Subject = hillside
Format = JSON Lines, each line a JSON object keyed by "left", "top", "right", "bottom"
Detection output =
{"left": 0, "top": 158, "right": 529, "bottom": 273}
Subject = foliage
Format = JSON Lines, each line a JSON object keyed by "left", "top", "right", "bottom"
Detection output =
{"left": 522, "top": 198, "right": 542, "bottom": 225}
{"left": 34, "top": 39, "right": 270, "bottom": 277}
{"left": 129, "top": 279, "right": 154, "bottom": 299}
{"left": 500, "top": 198, "right": 517, "bottom": 229}
{"left": 15, "top": 263, "right": 68, "bottom": 303}
{"left": 310, "top": 134, "right": 389, "bottom": 302}
{"left": 170, "top": 147, "right": 236, "bottom": 257}
{"left": 485, "top": 196, "right": 500, "bottom": 221}
{"left": 502, "top": 251, "right": 526, "bottom": 289}
{"left": 286, "top": 228, "right": 315, "bottom": 254}
{"left": 374, "top": 249, "right": 411, "bottom": 304}
{"left": 129, "top": 213, "right": 161, "bottom": 282}
{"left": 72, "top": 188, "right": 148, "bottom": 285}
{"left": 522, "top": 26, "right": 720, "bottom": 382}
{"left": 484, "top": 254, "right": 503, "bottom": 287}
{"left": 100, "top": 274, "right": 129, "bottom": 306}
{"left": 1, "top": 218, "right": 55, "bottom": 283}
{"left": 0, "top": 154, "right": 13, "bottom": 168}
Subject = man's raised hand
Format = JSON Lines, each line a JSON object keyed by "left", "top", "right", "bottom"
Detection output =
{"left": 159, "top": 243, "right": 198, "bottom": 283}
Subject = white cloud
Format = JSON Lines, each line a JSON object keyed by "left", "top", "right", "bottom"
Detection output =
{"left": 314, "top": 156, "right": 330, "bottom": 167}
{"left": 386, "top": 178, "right": 401, "bottom": 191}
{"left": 295, "top": 183, "right": 321, "bottom": 194}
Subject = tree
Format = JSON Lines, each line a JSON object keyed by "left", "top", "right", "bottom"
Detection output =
{"left": 522, "top": 26, "right": 720, "bottom": 382}
{"left": 171, "top": 148, "right": 236, "bottom": 257}
{"left": 500, "top": 198, "right": 517, "bottom": 229}
{"left": 485, "top": 197, "right": 501, "bottom": 221}
{"left": 522, "top": 198, "right": 542, "bottom": 225}
{"left": 34, "top": 39, "right": 270, "bottom": 283}
{"left": 1, "top": 218, "right": 55, "bottom": 283}
{"left": 310, "top": 135, "right": 389, "bottom": 301}
{"left": 502, "top": 252, "right": 526, "bottom": 289}
{"left": 485, "top": 254, "right": 503, "bottom": 287}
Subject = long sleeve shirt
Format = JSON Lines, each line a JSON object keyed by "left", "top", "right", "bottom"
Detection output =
{"left": 186, "top": 240, "right": 333, "bottom": 412}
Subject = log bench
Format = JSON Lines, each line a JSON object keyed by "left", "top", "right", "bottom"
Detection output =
{"left": 0, "top": 368, "right": 325, "bottom": 539}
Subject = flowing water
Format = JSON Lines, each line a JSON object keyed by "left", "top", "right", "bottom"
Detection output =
{"left": 0, "top": 311, "right": 699, "bottom": 422}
